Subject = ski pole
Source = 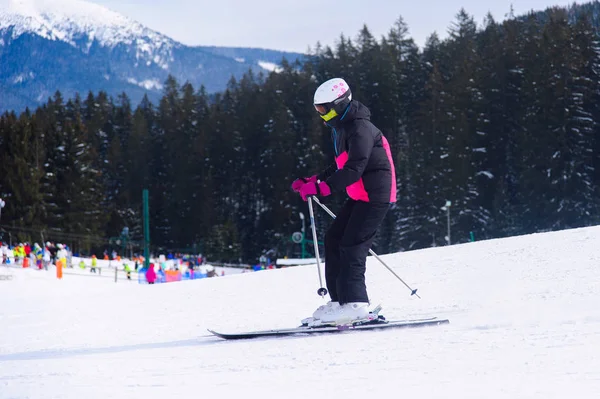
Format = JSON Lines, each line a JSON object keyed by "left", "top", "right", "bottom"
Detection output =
{"left": 307, "top": 197, "right": 328, "bottom": 297}
{"left": 311, "top": 196, "right": 420, "bottom": 299}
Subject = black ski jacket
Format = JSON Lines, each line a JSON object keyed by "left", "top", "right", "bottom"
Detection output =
{"left": 317, "top": 100, "right": 397, "bottom": 203}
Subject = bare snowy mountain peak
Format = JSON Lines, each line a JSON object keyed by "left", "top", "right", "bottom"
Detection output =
{"left": 0, "top": 0, "right": 174, "bottom": 59}
{"left": 3, "top": 0, "right": 128, "bottom": 23}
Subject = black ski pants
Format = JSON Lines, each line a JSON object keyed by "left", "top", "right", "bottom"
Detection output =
{"left": 324, "top": 199, "right": 390, "bottom": 304}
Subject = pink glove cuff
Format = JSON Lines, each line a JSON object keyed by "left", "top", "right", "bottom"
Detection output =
{"left": 318, "top": 181, "right": 331, "bottom": 196}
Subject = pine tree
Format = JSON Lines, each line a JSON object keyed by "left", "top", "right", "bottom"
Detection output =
{"left": 62, "top": 96, "right": 104, "bottom": 238}
{"left": 0, "top": 110, "right": 45, "bottom": 241}
{"left": 555, "top": 11, "right": 599, "bottom": 226}
{"left": 124, "top": 104, "right": 151, "bottom": 242}
{"left": 410, "top": 33, "right": 450, "bottom": 248}
{"left": 40, "top": 92, "right": 66, "bottom": 233}
{"left": 188, "top": 86, "right": 214, "bottom": 256}
{"left": 441, "top": 9, "right": 490, "bottom": 244}
{"left": 380, "top": 16, "right": 428, "bottom": 251}
{"left": 204, "top": 78, "right": 243, "bottom": 260}
{"left": 516, "top": 9, "right": 597, "bottom": 232}
{"left": 82, "top": 91, "right": 115, "bottom": 240}
{"left": 151, "top": 76, "right": 180, "bottom": 248}
{"left": 480, "top": 14, "right": 529, "bottom": 238}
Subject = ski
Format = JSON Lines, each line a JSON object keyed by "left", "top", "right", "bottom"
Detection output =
{"left": 208, "top": 317, "right": 450, "bottom": 340}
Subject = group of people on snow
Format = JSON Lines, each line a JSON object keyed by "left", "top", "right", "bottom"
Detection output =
{"left": 1, "top": 241, "right": 69, "bottom": 270}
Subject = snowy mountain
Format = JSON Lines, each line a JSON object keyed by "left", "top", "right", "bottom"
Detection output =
{"left": 0, "top": 0, "right": 304, "bottom": 112}
{"left": 1, "top": 224, "right": 600, "bottom": 397}
{"left": 0, "top": 0, "right": 174, "bottom": 53}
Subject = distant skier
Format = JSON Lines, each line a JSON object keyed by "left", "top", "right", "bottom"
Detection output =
{"left": 292, "top": 78, "right": 396, "bottom": 324}
{"left": 90, "top": 255, "right": 98, "bottom": 273}
{"left": 146, "top": 263, "right": 157, "bottom": 285}
{"left": 42, "top": 247, "right": 51, "bottom": 270}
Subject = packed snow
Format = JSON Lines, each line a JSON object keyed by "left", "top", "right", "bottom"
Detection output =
{"left": 1, "top": 224, "right": 600, "bottom": 398}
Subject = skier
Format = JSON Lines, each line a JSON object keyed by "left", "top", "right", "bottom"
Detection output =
{"left": 146, "top": 263, "right": 157, "bottom": 284}
{"left": 292, "top": 78, "right": 396, "bottom": 324}
{"left": 90, "top": 254, "right": 98, "bottom": 273}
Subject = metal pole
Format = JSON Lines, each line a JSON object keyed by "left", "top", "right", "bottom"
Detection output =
{"left": 299, "top": 212, "right": 306, "bottom": 259}
{"left": 143, "top": 189, "right": 150, "bottom": 269}
{"left": 447, "top": 207, "right": 451, "bottom": 246}
{"left": 311, "top": 196, "right": 420, "bottom": 298}
{"left": 307, "top": 197, "right": 328, "bottom": 297}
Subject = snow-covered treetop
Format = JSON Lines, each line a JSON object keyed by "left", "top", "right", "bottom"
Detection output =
{"left": 0, "top": 0, "right": 175, "bottom": 66}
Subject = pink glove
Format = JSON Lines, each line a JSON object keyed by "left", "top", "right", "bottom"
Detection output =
{"left": 299, "top": 181, "right": 331, "bottom": 201}
{"left": 291, "top": 175, "right": 317, "bottom": 192}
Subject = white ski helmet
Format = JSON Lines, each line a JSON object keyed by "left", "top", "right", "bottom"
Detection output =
{"left": 313, "top": 78, "right": 352, "bottom": 121}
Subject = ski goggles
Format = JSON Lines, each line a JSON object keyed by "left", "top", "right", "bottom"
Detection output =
{"left": 314, "top": 104, "right": 338, "bottom": 122}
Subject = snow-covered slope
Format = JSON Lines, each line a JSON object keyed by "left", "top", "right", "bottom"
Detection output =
{"left": 1, "top": 225, "right": 600, "bottom": 398}
{"left": 0, "top": 0, "right": 304, "bottom": 112}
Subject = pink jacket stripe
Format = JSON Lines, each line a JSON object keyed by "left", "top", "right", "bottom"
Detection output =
{"left": 335, "top": 152, "right": 370, "bottom": 202}
{"left": 381, "top": 136, "right": 397, "bottom": 203}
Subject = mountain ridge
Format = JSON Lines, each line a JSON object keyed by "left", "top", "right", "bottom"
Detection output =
{"left": 0, "top": 0, "right": 304, "bottom": 112}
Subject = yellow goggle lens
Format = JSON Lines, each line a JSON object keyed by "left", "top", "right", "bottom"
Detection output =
{"left": 319, "top": 108, "right": 338, "bottom": 122}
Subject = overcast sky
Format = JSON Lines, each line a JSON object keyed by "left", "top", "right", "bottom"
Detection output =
{"left": 94, "top": 0, "right": 580, "bottom": 53}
